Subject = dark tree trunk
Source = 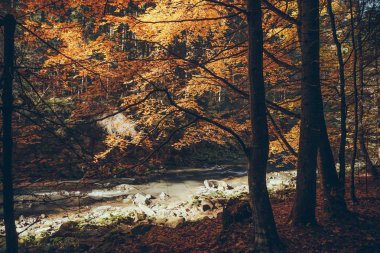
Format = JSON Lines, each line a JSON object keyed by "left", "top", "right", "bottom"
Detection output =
{"left": 246, "top": 0, "right": 283, "bottom": 251}
{"left": 348, "top": 0, "right": 358, "bottom": 203}
{"left": 318, "top": 124, "right": 348, "bottom": 217}
{"left": 357, "top": 17, "right": 378, "bottom": 178}
{"left": 316, "top": 0, "right": 349, "bottom": 217}
{"left": 1, "top": 14, "right": 18, "bottom": 253}
{"left": 290, "top": 0, "right": 322, "bottom": 225}
{"left": 326, "top": 0, "right": 348, "bottom": 190}
{"left": 359, "top": 131, "right": 377, "bottom": 177}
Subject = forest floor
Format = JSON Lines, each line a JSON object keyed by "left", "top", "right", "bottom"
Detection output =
{"left": 22, "top": 175, "right": 380, "bottom": 253}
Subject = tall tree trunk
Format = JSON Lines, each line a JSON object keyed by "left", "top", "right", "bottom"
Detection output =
{"left": 359, "top": 129, "right": 377, "bottom": 177}
{"left": 1, "top": 14, "right": 18, "bottom": 253}
{"left": 246, "top": 0, "right": 283, "bottom": 251}
{"left": 326, "top": 0, "right": 348, "bottom": 190}
{"left": 318, "top": 123, "right": 348, "bottom": 217}
{"left": 348, "top": 0, "right": 358, "bottom": 203}
{"left": 290, "top": 0, "right": 321, "bottom": 225}
{"left": 357, "top": 13, "right": 378, "bottom": 177}
{"left": 377, "top": 24, "right": 380, "bottom": 167}
{"left": 316, "top": 0, "right": 349, "bottom": 218}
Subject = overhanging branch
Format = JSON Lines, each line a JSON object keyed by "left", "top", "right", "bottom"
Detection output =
{"left": 262, "top": 0, "right": 300, "bottom": 26}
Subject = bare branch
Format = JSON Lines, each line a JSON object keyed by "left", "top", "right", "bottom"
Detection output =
{"left": 205, "top": 0, "right": 247, "bottom": 14}
{"left": 267, "top": 110, "right": 298, "bottom": 157}
{"left": 262, "top": 0, "right": 300, "bottom": 26}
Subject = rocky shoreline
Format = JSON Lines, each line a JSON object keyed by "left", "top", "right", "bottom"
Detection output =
{"left": 0, "top": 170, "right": 296, "bottom": 247}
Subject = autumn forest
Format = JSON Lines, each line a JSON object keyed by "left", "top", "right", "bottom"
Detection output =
{"left": 0, "top": 0, "right": 379, "bottom": 252}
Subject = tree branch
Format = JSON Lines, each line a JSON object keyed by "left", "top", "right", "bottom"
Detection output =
{"left": 205, "top": 0, "right": 247, "bottom": 14}
{"left": 262, "top": 0, "right": 300, "bottom": 26}
{"left": 263, "top": 48, "right": 300, "bottom": 71}
{"left": 267, "top": 110, "right": 298, "bottom": 157}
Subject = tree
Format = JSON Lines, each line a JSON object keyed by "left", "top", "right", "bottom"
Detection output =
{"left": 326, "top": 0, "right": 348, "bottom": 190}
{"left": 246, "top": 0, "right": 283, "bottom": 251}
{"left": 263, "top": 0, "right": 349, "bottom": 221}
{"left": 348, "top": 0, "right": 359, "bottom": 203}
{"left": 0, "top": 12, "right": 19, "bottom": 253}
{"left": 356, "top": 0, "right": 378, "bottom": 178}
{"left": 316, "top": 0, "right": 349, "bottom": 218}
{"left": 289, "top": 0, "right": 322, "bottom": 225}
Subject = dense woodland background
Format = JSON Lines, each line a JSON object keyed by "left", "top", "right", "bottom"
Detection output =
{"left": 0, "top": 0, "right": 379, "bottom": 252}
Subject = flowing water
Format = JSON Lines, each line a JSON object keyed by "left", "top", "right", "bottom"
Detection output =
{"left": 0, "top": 163, "right": 296, "bottom": 240}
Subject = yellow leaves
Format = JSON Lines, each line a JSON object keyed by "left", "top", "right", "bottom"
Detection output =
{"left": 270, "top": 122, "right": 299, "bottom": 156}
{"left": 18, "top": 0, "right": 310, "bottom": 166}
{"left": 172, "top": 122, "right": 226, "bottom": 150}
{"left": 94, "top": 134, "right": 126, "bottom": 162}
{"left": 130, "top": 0, "right": 230, "bottom": 45}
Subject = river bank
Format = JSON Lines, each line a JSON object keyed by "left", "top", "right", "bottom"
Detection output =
{"left": 20, "top": 175, "right": 380, "bottom": 253}
{"left": 0, "top": 165, "right": 296, "bottom": 250}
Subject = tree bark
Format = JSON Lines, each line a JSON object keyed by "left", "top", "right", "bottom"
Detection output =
{"left": 348, "top": 0, "right": 358, "bottom": 203}
{"left": 290, "top": 0, "right": 322, "bottom": 225}
{"left": 1, "top": 14, "right": 18, "bottom": 253}
{"left": 357, "top": 12, "right": 378, "bottom": 178}
{"left": 316, "top": 0, "right": 349, "bottom": 217}
{"left": 359, "top": 130, "right": 377, "bottom": 176}
{"left": 318, "top": 123, "right": 348, "bottom": 217}
{"left": 246, "top": 0, "right": 283, "bottom": 251}
{"left": 326, "top": 0, "right": 348, "bottom": 190}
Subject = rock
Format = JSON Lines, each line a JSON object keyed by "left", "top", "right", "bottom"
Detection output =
{"left": 55, "top": 221, "right": 79, "bottom": 236}
{"left": 60, "top": 190, "right": 70, "bottom": 196}
{"left": 202, "top": 203, "right": 211, "bottom": 212}
{"left": 200, "top": 199, "right": 214, "bottom": 212}
{"left": 113, "top": 184, "right": 135, "bottom": 191}
{"left": 159, "top": 192, "right": 170, "bottom": 200}
{"left": 146, "top": 194, "right": 155, "bottom": 200}
{"left": 34, "top": 226, "right": 52, "bottom": 235}
{"left": 211, "top": 165, "right": 223, "bottom": 170}
{"left": 166, "top": 217, "right": 185, "bottom": 228}
{"left": 233, "top": 185, "right": 248, "bottom": 193}
{"left": 155, "top": 208, "right": 171, "bottom": 217}
{"left": 204, "top": 180, "right": 233, "bottom": 191}
{"left": 72, "top": 191, "right": 81, "bottom": 196}
{"left": 128, "top": 209, "right": 147, "bottom": 222}
{"left": 138, "top": 204, "right": 155, "bottom": 216}
{"left": 268, "top": 177, "right": 282, "bottom": 186}
{"left": 154, "top": 217, "right": 168, "bottom": 225}
{"left": 134, "top": 193, "right": 151, "bottom": 205}
{"left": 222, "top": 198, "right": 252, "bottom": 229}
{"left": 122, "top": 195, "right": 134, "bottom": 204}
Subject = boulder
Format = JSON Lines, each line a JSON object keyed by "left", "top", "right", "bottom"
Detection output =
{"left": 122, "top": 195, "right": 134, "bottom": 204}
{"left": 155, "top": 207, "right": 171, "bottom": 217}
{"left": 159, "top": 192, "right": 170, "bottom": 200}
{"left": 145, "top": 194, "right": 156, "bottom": 200}
{"left": 166, "top": 217, "right": 185, "bottom": 228}
{"left": 200, "top": 199, "right": 214, "bottom": 212}
{"left": 55, "top": 221, "right": 79, "bottom": 236}
{"left": 138, "top": 204, "right": 155, "bottom": 216}
{"left": 113, "top": 184, "right": 135, "bottom": 191}
{"left": 222, "top": 198, "right": 252, "bottom": 229}
{"left": 127, "top": 209, "right": 147, "bottom": 222}
{"left": 133, "top": 193, "right": 151, "bottom": 205}
{"left": 204, "top": 180, "right": 233, "bottom": 191}
{"left": 154, "top": 217, "right": 168, "bottom": 225}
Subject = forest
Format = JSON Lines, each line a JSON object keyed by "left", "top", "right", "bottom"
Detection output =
{"left": 0, "top": 0, "right": 379, "bottom": 252}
